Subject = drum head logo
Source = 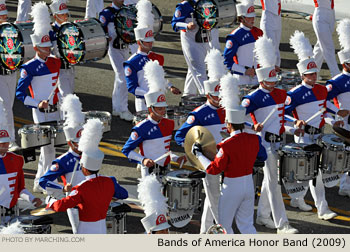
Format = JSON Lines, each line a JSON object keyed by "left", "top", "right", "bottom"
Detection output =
{"left": 126, "top": 19, "right": 133, "bottom": 28}
{"left": 131, "top": 131, "right": 138, "bottom": 140}
{"left": 156, "top": 214, "right": 166, "bottom": 225}
{"left": 186, "top": 115, "right": 195, "bottom": 124}
{"left": 204, "top": 8, "right": 210, "bottom": 16}
{"left": 247, "top": 6, "right": 255, "bottom": 13}
{"left": 7, "top": 38, "right": 14, "bottom": 50}
{"left": 145, "top": 30, "right": 153, "bottom": 38}
{"left": 41, "top": 35, "right": 50, "bottom": 43}
{"left": 175, "top": 10, "right": 181, "bottom": 18}
{"left": 20, "top": 69, "right": 27, "bottom": 79}
{"left": 307, "top": 61, "right": 317, "bottom": 69}
{"left": 157, "top": 94, "right": 166, "bottom": 102}
{"left": 68, "top": 36, "right": 75, "bottom": 46}
{"left": 0, "top": 130, "right": 9, "bottom": 138}
{"left": 6, "top": 57, "right": 15, "bottom": 70}
{"left": 225, "top": 40, "right": 233, "bottom": 49}
{"left": 124, "top": 67, "right": 132, "bottom": 76}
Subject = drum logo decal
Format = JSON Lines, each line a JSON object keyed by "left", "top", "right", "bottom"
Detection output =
{"left": 216, "top": 148, "right": 223, "bottom": 158}
{"left": 125, "top": 67, "right": 132, "bottom": 76}
{"left": 156, "top": 214, "right": 167, "bottom": 225}
{"left": 186, "top": 115, "right": 195, "bottom": 124}
{"left": 20, "top": 69, "right": 27, "bottom": 79}
{"left": 68, "top": 36, "right": 75, "bottom": 46}
{"left": 157, "top": 94, "right": 166, "bottom": 103}
{"left": 175, "top": 10, "right": 181, "bottom": 18}
{"left": 41, "top": 35, "right": 50, "bottom": 43}
{"left": 126, "top": 19, "right": 133, "bottom": 28}
{"left": 225, "top": 40, "right": 233, "bottom": 49}
{"left": 131, "top": 131, "right": 138, "bottom": 140}
{"left": 204, "top": 8, "right": 210, "bottom": 16}
{"left": 7, "top": 38, "right": 13, "bottom": 50}
{"left": 50, "top": 163, "right": 59, "bottom": 172}
{"left": 0, "top": 130, "right": 9, "bottom": 138}
{"left": 307, "top": 61, "right": 317, "bottom": 70}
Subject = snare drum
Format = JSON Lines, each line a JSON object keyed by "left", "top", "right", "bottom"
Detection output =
{"left": 51, "top": 123, "right": 66, "bottom": 147}
{"left": 18, "top": 124, "right": 52, "bottom": 149}
{"left": 276, "top": 71, "right": 301, "bottom": 89}
{"left": 0, "top": 22, "right": 35, "bottom": 71}
{"left": 239, "top": 84, "right": 257, "bottom": 100}
{"left": 106, "top": 202, "right": 127, "bottom": 234}
{"left": 10, "top": 216, "right": 51, "bottom": 234}
{"left": 165, "top": 106, "right": 188, "bottom": 130}
{"left": 194, "top": 0, "right": 218, "bottom": 30}
{"left": 215, "top": 0, "right": 237, "bottom": 28}
{"left": 180, "top": 95, "right": 206, "bottom": 111}
{"left": 57, "top": 18, "right": 108, "bottom": 65}
{"left": 320, "top": 134, "right": 346, "bottom": 174}
{"left": 84, "top": 111, "right": 112, "bottom": 133}
{"left": 132, "top": 110, "right": 148, "bottom": 126}
{"left": 163, "top": 170, "right": 202, "bottom": 211}
{"left": 279, "top": 143, "right": 318, "bottom": 182}
{"left": 345, "top": 147, "right": 350, "bottom": 172}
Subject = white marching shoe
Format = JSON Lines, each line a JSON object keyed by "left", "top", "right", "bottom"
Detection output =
{"left": 338, "top": 189, "right": 350, "bottom": 197}
{"left": 318, "top": 209, "right": 337, "bottom": 221}
{"left": 256, "top": 216, "right": 276, "bottom": 229}
{"left": 277, "top": 223, "right": 299, "bottom": 234}
{"left": 113, "top": 110, "right": 134, "bottom": 122}
{"left": 290, "top": 198, "right": 312, "bottom": 211}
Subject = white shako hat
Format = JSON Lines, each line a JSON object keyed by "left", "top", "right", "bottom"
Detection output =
{"left": 60, "top": 94, "right": 85, "bottom": 142}
{"left": 138, "top": 174, "right": 170, "bottom": 233}
{"left": 203, "top": 48, "right": 227, "bottom": 96}
{"left": 290, "top": 30, "right": 318, "bottom": 75}
{"left": 336, "top": 18, "right": 350, "bottom": 64}
{"left": 144, "top": 60, "right": 168, "bottom": 108}
{"left": 50, "top": 0, "right": 69, "bottom": 15}
{"left": 0, "top": 97, "right": 10, "bottom": 143}
{"left": 30, "top": 2, "right": 53, "bottom": 47}
{"left": 236, "top": 0, "right": 256, "bottom": 18}
{"left": 255, "top": 36, "right": 278, "bottom": 82}
{"left": 134, "top": 0, "right": 154, "bottom": 42}
{"left": 78, "top": 118, "right": 104, "bottom": 171}
{"left": 219, "top": 73, "right": 246, "bottom": 124}
{"left": 0, "top": 0, "right": 8, "bottom": 15}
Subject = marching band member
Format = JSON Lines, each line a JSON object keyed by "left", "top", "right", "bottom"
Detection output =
{"left": 259, "top": 0, "right": 282, "bottom": 69}
{"left": 122, "top": 60, "right": 186, "bottom": 178}
{"left": 0, "top": 1, "right": 20, "bottom": 152}
{"left": 285, "top": 31, "right": 343, "bottom": 220}
{"left": 15, "top": 2, "right": 61, "bottom": 193}
{"left": 46, "top": 118, "right": 129, "bottom": 234}
{"left": 0, "top": 98, "right": 42, "bottom": 225}
{"left": 171, "top": 0, "right": 220, "bottom": 96}
{"left": 39, "top": 94, "right": 86, "bottom": 234}
{"left": 124, "top": 0, "right": 180, "bottom": 112}
{"left": 312, "top": 0, "right": 340, "bottom": 78}
{"left": 138, "top": 174, "right": 170, "bottom": 234}
{"left": 174, "top": 49, "right": 226, "bottom": 233}
{"left": 192, "top": 73, "right": 267, "bottom": 234}
{"left": 16, "top": 0, "right": 31, "bottom": 22}
{"left": 241, "top": 36, "right": 299, "bottom": 233}
{"left": 49, "top": 0, "right": 76, "bottom": 97}
{"left": 99, "top": 0, "right": 134, "bottom": 121}
{"left": 326, "top": 19, "right": 350, "bottom": 197}
{"left": 223, "top": 0, "right": 262, "bottom": 86}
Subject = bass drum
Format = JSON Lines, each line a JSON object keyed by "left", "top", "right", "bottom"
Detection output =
{"left": 115, "top": 4, "right": 163, "bottom": 44}
{"left": 57, "top": 18, "right": 108, "bottom": 65}
{"left": 0, "top": 22, "right": 35, "bottom": 71}
{"left": 214, "top": 0, "right": 237, "bottom": 28}
{"left": 194, "top": 0, "right": 218, "bottom": 30}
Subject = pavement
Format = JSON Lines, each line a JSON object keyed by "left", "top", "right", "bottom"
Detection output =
{"left": 4, "top": 0, "right": 350, "bottom": 234}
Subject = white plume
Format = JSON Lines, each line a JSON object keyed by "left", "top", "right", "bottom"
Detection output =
{"left": 336, "top": 18, "right": 350, "bottom": 51}
{"left": 0, "top": 97, "right": 8, "bottom": 126}
{"left": 78, "top": 118, "right": 103, "bottom": 153}
{"left": 30, "top": 1, "right": 52, "bottom": 35}
{"left": 137, "top": 174, "right": 168, "bottom": 216}
{"left": 61, "top": 94, "right": 85, "bottom": 128}
{"left": 136, "top": 0, "right": 154, "bottom": 29}
{"left": 0, "top": 0, "right": 6, "bottom": 6}
{"left": 219, "top": 73, "right": 240, "bottom": 110}
{"left": 205, "top": 49, "right": 227, "bottom": 81}
{"left": 254, "top": 35, "right": 277, "bottom": 68}
{"left": 289, "top": 30, "right": 314, "bottom": 60}
{"left": 144, "top": 60, "right": 167, "bottom": 93}
{"left": 0, "top": 221, "right": 25, "bottom": 234}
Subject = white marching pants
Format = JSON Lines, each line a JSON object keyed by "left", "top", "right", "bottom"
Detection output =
{"left": 0, "top": 72, "right": 17, "bottom": 141}
{"left": 85, "top": 0, "right": 104, "bottom": 18}
{"left": 16, "top": 0, "right": 31, "bottom": 22}
{"left": 200, "top": 174, "right": 220, "bottom": 234}
{"left": 180, "top": 29, "right": 220, "bottom": 96}
{"left": 312, "top": 8, "right": 340, "bottom": 78}
{"left": 108, "top": 47, "right": 130, "bottom": 113}
{"left": 339, "top": 173, "right": 350, "bottom": 192}
{"left": 35, "top": 142, "right": 56, "bottom": 186}
{"left": 257, "top": 145, "right": 288, "bottom": 229}
{"left": 58, "top": 68, "right": 75, "bottom": 97}
{"left": 219, "top": 174, "right": 256, "bottom": 234}
{"left": 135, "top": 98, "right": 147, "bottom": 113}
{"left": 294, "top": 133, "right": 330, "bottom": 215}
{"left": 67, "top": 207, "right": 80, "bottom": 234}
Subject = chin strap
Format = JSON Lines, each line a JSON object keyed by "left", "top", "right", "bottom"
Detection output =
{"left": 140, "top": 40, "right": 152, "bottom": 51}
{"left": 151, "top": 106, "right": 163, "bottom": 118}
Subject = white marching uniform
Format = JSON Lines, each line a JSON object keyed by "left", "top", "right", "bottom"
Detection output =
{"left": 0, "top": 71, "right": 17, "bottom": 142}
{"left": 171, "top": 1, "right": 220, "bottom": 95}
{"left": 260, "top": 0, "right": 282, "bottom": 66}
{"left": 99, "top": 4, "right": 130, "bottom": 114}
{"left": 85, "top": 0, "right": 104, "bottom": 19}
{"left": 16, "top": 0, "right": 31, "bottom": 22}
{"left": 312, "top": 0, "right": 340, "bottom": 78}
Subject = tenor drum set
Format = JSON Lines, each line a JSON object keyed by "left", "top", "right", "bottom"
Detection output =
{"left": 106, "top": 201, "right": 131, "bottom": 234}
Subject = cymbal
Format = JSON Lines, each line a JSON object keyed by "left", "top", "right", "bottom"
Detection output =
{"left": 30, "top": 208, "right": 56, "bottom": 216}
{"left": 184, "top": 126, "right": 217, "bottom": 170}
{"left": 333, "top": 125, "right": 350, "bottom": 144}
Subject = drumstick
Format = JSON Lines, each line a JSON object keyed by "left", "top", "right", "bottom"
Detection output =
{"left": 153, "top": 151, "right": 171, "bottom": 163}
{"left": 179, "top": 158, "right": 185, "bottom": 169}
{"left": 261, "top": 107, "right": 277, "bottom": 126}
{"left": 305, "top": 108, "right": 326, "bottom": 124}
{"left": 69, "top": 159, "right": 79, "bottom": 185}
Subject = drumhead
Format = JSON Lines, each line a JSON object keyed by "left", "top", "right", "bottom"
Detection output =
{"left": 321, "top": 134, "right": 345, "bottom": 147}
{"left": 281, "top": 143, "right": 308, "bottom": 156}
{"left": 168, "top": 208, "right": 194, "bottom": 228}
{"left": 164, "top": 170, "right": 195, "bottom": 182}
{"left": 0, "top": 23, "right": 26, "bottom": 71}
{"left": 84, "top": 110, "right": 111, "bottom": 120}
{"left": 195, "top": 0, "right": 218, "bottom": 30}
{"left": 57, "top": 21, "right": 85, "bottom": 65}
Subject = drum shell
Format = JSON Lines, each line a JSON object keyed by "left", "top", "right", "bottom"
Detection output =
{"left": 84, "top": 111, "right": 111, "bottom": 133}
{"left": 165, "top": 106, "right": 188, "bottom": 131}
{"left": 320, "top": 134, "right": 346, "bottom": 173}
{"left": 10, "top": 216, "right": 51, "bottom": 234}
{"left": 51, "top": 124, "right": 67, "bottom": 147}
{"left": 106, "top": 202, "right": 126, "bottom": 234}
{"left": 180, "top": 95, "right": 206, "bottom": 111}
{"left": 18, "top": 125, "right": 52, "bottom": 149}
{"left": 132, "top": 111, "right": 148, "bottom": 126}
{"left": 215, "top": 0, "right": 237, "bottom": 28}
{"left": 345, "top": 150, "right": 350, "bottom": 172}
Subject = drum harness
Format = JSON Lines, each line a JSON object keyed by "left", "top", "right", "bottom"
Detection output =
{"left": 106, "top": 6, "right": 128, "bottom": 50}
{"left": 188, "top": 0, "right": 213, "bottom": 44}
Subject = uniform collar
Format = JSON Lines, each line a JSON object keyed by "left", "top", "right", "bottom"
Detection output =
{"left": 302, "top": 81, "right": 313, "bottom": 89}
{"left": 230, "top": 130, "right": 244, "bottom": 136}
{"left": 68, "top": 148, "right": 80, "bottom": 157}
{"left": 0, "top": 153, "right": 6, "bottom": 158}
{"left": 259, "top": 85, "right": 272, "bottom": 93}
{"left": 240, "top": 23, "right": 251, "bottom": 31}
{"left": 137, "top": 50, "right": 148, "bottom": 56}
{"left": 35, "top": 54, "right": 47, "bottom": 63}
{"left": 342, "top": 70, "right": 350, "bottom": 76}
{"left": 86, "top": 174, "right": 98, "bottom": 180}
{"left": 206, "top": 100, "right": 219, "bottom": 110}
{"left": 147, "top": 115, "right": 161, "bottom": 124}
{"left": 54, "top": 21, "right": 61, "bottom": 28}
{"left": 112, "top": 3, "right": 121, "bottom": 10}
